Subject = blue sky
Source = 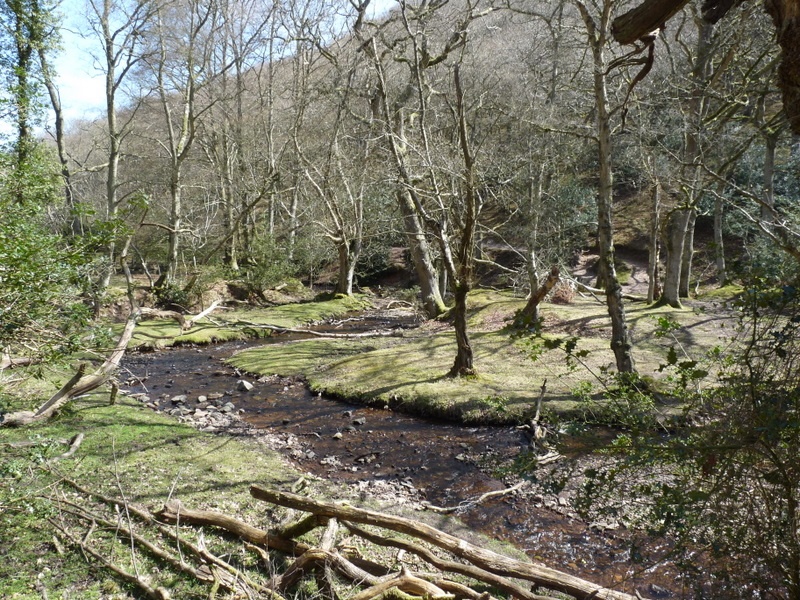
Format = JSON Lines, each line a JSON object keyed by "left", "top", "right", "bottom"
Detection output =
{"left": 54, "top": 0, "right": 106, "bottom": 127}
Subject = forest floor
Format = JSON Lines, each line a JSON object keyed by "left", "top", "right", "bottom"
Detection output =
{"left": 0, "top": 280, "right": 744, "bottom": 599}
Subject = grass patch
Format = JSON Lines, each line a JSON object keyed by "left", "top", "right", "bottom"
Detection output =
{"left": 230, "top": 290, "right": 735, "bottom": 425}
{"left": 0, "top": 393, "right": 298, "bottom": 598}
{"left": 129, "top": 294, "right": 373, "bottom": 348}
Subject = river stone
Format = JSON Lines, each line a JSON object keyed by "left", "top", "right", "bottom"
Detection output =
{"left": 207, "top": 392, "right": 224, "bottom": 400}
{"left": 197, "top": 395, "right": 207, "bottom": 403}
{"left": 236, "top": 380, "right": 254, "bottom": 392}
{"left": 221, "top": 402, "right": 236, "bottom": 413}
{"left": 649, "top": 584, "right": 670, "bottom": 597}
{"left": 352, "top": 417, "right": 366, "bottom": 426}
{"left": 332, "top": 432, "right": 343, "bottom": 440}
{"left": 171, "top": 394, "right": 187, "bottom": 404}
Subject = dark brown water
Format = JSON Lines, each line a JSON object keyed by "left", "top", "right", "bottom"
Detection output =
{"left": 120, "top": 320, "right": 698, "bottom": 599}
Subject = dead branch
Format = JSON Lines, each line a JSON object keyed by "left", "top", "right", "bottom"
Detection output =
{"left": 344, "top": 522, "right": 548, "bottom": 600}
{"left": 50, "top": 518, "right": 172, "bottom": 600}
{"left": 184, "top": 300, "right": 225, "bottom": 329}
{"left": 274, "top": 512, "right": 330, "bottom": 540}
{"left": 233, "top": 320, "right": 403, "bottom": 339}
{"left": 140, "top": 307, "right": 186, "bottom": 328}
{"left": 421, "top": 480, "right": 530, "bottom": 514}
{"left": 53, "top": 433, "right": 85, "bottom": 461}
{"left": 250, "top": 487, "right": 643, "bottom": 600}
{"left": 2, "top": 311, "right": 140, "bottom": 427}
{"left": 154, "top": 499, "right": 391, "bottom": 578}
{"left": 349, "top": 567, "right": 452, "bottom": 600}
{"left": 155, "top": 499, "right": 302, "bottom": 555}
{"left": 0, "top": 352, "right": 39, "bottom": 371}
{"left": 54, "top": 481, "right": 279, "bottom": 599}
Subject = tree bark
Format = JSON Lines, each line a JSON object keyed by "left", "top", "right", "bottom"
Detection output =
{"left": 1, "top": 311, "right": 140, "bottom": 427}
{"left": 521, "top": 265, "right": 560, "bottom": 322}
{"left": 611, "top": 0, "right": 690, "bottom": 44}
{"left": 647, "top": 183, "right": 661, "bottom": 304}
{"left": 765, "top": 0, "right": 800, "bottom": 135}
{"left": 713, "top": 195, "right": 726, "bottom": 284}
{"left": 679, "top": 209, "right": 696, "bottom": 298}
{"left": 448, "top": 283, "right": 474, "bottom": 377}
{"left": 661, "top": 208, "right": 691, "bottom": 308}
{"left": 397, "top": 191, "right": 446, "bottom": 318}
{"left": 250, "top": 487, "right": 641, "bottom": 600}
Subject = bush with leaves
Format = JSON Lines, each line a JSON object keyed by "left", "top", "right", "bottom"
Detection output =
{"left": 0, "top": 148, "right": 91, "bottom": 362}
{"left": 570, "top": 276, "right": 800, "bottom": 598}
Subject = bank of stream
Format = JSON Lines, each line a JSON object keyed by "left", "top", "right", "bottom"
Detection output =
{"left": 120, "top": 312, "right": 694, "bottom": 599}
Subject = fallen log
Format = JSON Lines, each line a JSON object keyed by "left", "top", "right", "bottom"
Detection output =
{"left": 250, "top": 487, "right": 644, "bottom": 600}
{"left": 1, "top": 311, "right": 140, "bottom": 427}
{"left": 140, "top": 307, "right": 186, "bottom": 328}
{"left": 0, "top": 352, "right": 39, "bottom": 371}
{"left": 184, "top": 299, "right": 224, "bottom": 329}
{"left": 233, "top": 320, "right": 403, "bottom": 339}
{"left": 155, "top": 499, "right": 392, "bottom": 578}
{"left": 344, "top": 522, "right": 550, "bottom": 600}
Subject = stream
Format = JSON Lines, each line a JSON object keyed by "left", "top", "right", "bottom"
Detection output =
{"left": 120, "top": 313, "right": 693, "bottom": 599}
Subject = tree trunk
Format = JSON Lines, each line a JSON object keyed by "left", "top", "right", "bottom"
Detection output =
{"left": 335, "top": 241, "right": 358, "bottom": 296}
{"left": 647, "top": 182, "right": 661, "bottom": 303}
{"left": 397, "top": 190, "right": 446, "bottom": 318}
{"left": 522, "top": 265, "right": 560, "bottom": 323}
{"left": 661, "top": 208, "right": 690, "bottom": 308}
{"left": 765, "top": 0, "right": 800, "bottom": 136}
{"left": 762, "top": 132, "right": 778, "bottom": 222}
{"left": 714, "top": 195, "right": 726, "bottom": 284}
{"left": 679, "top": 209, "right": 696, "bottom": 298}
{"left": 577, "top": 0, "right": 635, "bottom": 374}
{"left": 448, "top": 283, "right": 474, "bottom": 377}
{"left": 162, "top": 159, "right": 184, "bottom": 287}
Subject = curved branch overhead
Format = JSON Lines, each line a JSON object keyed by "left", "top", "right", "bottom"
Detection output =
{"left": 610, "top": 0, "right": 690, "bottom": 44}
{"left": 612, "top": 0, "right": 800, "bottom": 135}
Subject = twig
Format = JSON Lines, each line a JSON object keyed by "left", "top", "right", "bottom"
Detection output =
{"left": 421, "top": 481, "right": 530, "bottom": 514}
{"left": 49, "top": 519, "right": 171, "bottom": 600}
{"left": 52, "top": 433, "right": 84, "bottom": 461}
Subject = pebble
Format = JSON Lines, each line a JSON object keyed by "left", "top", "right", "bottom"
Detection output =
{"left": 332, "top": 432, "right": 343, "bottom": 440}
{"left": 197, "top": 395, "right": 207, "bottom": 403}
{"left": 352, "top": 417, "right": 366, "bottom": 426}
{"left": 171, "top": 394, "right": 187, "bottom": 404}
{"left": 236, "top": 380, "right": 254, "bottom": 392}
{"left": 649, "top": 584, "right": 671, "bottom": 597}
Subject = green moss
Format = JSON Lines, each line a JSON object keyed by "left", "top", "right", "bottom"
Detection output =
{"left": 230, "top": 290, "right": 732, "bottom": 424}
{"left": 696, "top": 283, "right": 744, "bottom": 300}
{"left": 129, "top": 294, "right": 373, "bottom": 348}
{"left": 0, "top": 394, "right": 298, "bottom": 599}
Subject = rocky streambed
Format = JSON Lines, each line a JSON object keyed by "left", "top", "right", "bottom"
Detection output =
{"left": 120, "top": 318, "right": 699, "bottom": 599}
